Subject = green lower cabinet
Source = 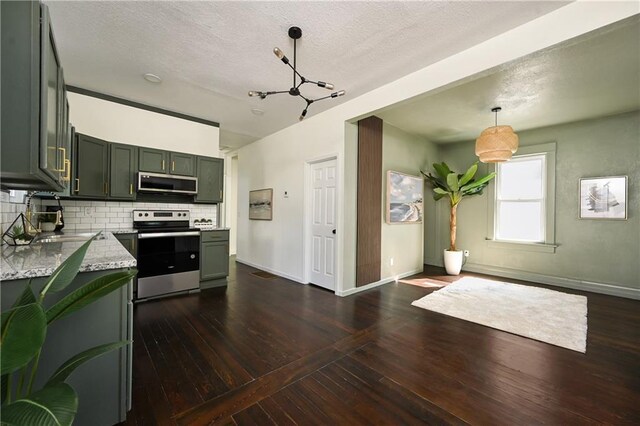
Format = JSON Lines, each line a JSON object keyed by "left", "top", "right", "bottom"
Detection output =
{"left": 200, "top": 231, "right": 229, "bottom": 288}
{"left": 110, "top": 143, "right": 137, "bottom": 200}
{"left": 196, "top": 156, "right": 224, "bottom": 203}
{"left": 0, "top": 270, "right": 133, "bottom": 426}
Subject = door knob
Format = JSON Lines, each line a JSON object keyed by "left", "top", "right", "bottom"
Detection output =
{"left": 332, "top": 229, "right": 336, "bottom": 235}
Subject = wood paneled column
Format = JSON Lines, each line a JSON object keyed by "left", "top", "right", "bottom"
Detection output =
{"left": 356, "top": 116, "right": 383, "bottom": 287}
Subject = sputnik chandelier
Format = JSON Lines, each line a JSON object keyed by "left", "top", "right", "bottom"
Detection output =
{"left": 248, "top": 26, "right": 345, "bottom": 121}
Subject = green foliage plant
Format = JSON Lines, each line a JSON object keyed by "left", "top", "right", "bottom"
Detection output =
{"left": 421, "top": 162, "right": 496, "bottom": 252}
{"left": 0, "top": 233, "right": 137, "bottom": 425}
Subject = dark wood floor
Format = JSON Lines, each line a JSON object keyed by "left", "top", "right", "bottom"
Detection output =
{"left": 122, "top": 261, "right": 640, "bottom": 425}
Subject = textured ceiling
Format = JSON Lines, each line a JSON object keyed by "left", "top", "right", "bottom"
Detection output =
{"left": 45, "top": 1, "right": 569, "bottom": 149}
{"left": 377, "top": 17, "right": 640, "bottom": 144}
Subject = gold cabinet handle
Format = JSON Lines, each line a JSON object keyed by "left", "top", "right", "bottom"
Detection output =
{"left": 52, "top": 147, "right": 66, "bottom": 172}
{"left": 172, "top": 161, "right": 175, "bottom": 171}
{"left": 130, "top": 183, "right": 133, "bottom": 195}
{"left": 75, "top": 178, "right": 80, "bottom": 193}
{"left": 63, "top": 159, "right": 71, "bottom": 181}
{"left": 104, "top": 182, "right": 109, "bottom": 195}
{"left": 161, "top": 160, "right": 165, "bottom": 171}
{"left": 219, "top": 189, "right": 222, "bottom": 198}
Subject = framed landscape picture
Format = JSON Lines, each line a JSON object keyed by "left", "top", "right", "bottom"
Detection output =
{"left": 386, "top": 171, "right": 424, "bottom": 224}
{"left": 579, "top": 176, "right": 627, "bottom": 220}
{"left": 249, "top": 188, "right": 273, "bottom": 220}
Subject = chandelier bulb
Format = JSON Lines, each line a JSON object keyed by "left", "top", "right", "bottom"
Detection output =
{"left": 331, "top": 90, "right": 346, "bottom": 98}
{"left": 273, "top": 47, "right": 284, "bottom": 59}
{"left": 317, "top": 81, "right": 334, "bottom": 90}
{"left": 299, "top": 108, "right": 308, "bottom": 121}
{"left": 248, "top": 91, "right": 259, "bottom": 97}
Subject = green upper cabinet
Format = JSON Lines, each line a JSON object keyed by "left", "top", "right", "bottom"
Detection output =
{"left": 170, "top": 152, "right": 195, "bottom": 176}
{"left": 195, "top": 156, "right": 224, "bottom": 203}
{"left": 1, "top": 1, "right": 65, "bottom": 191}
{"left": 109, "top": 143, "right": 137, "bottom": 200}
{"left": 75, "top": 134, "right": 109, "bottom": 198}
{"left": 139, "top": 147, "right": 168, "bottom": 174}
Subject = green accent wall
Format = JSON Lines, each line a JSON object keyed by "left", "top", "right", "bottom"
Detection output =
{"left": 382, "top": 123, "right": 439, "bottom": 280}
{"left": 434, "top": 110, "right": 639, "bottom": 295}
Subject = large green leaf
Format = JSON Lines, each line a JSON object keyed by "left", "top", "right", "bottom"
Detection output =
{"left": 46, "top": 341, "right": 129, "bottom": 386}
{"left": 12, "top": 282, "right": 36, "bottom": 309}
{"left": 1, "top": 304, "right": 46, "bottom": 375}
{"left": 446, "top": 173, "right": 459, "bottom": 192}
{"left": 46, "top": 270, "right": 137, "bottom": 324}
{"left": 458, "top": 162, "right": 478, "bottom": 187}
{"left": 433, "top": 193, "right": 447, "bottom": 201}
{"left": 433, "top": 187, "right": 449, "bottom": 195}
{"left": 460, "top": 172, "right": 496, "bottom": 192}
{"left": 432, "top": 162, "right": 451, "bottom": 180}
{"left": 39, "top": 233, "right": 100, "bottom": 299}
{"left": 0, "top": 382, "right": 77, "bottom": 426}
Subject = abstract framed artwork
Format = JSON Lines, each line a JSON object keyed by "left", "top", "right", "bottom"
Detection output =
{"left": 579, "top": 176, "right": 627, "bottom": 220}
{"left": 249, "top": 188, "right": 273, "bottom": 220}
{"left": 386, "top": 171, "right": 424, "bottom": 224}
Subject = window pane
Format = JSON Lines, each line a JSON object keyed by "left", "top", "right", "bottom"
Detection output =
{"left": 498, "top": 157, "right": 543, "bottom": 200}
{"left": 497, "top": 201, "right": 543, "bottom": 242}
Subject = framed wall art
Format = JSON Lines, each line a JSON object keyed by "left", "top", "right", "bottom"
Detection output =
{"left": 249, "top": 188, "right": 273, "bottom": 220}
{"left": 386, "top": 171, "right": 424, "bottom": 224}
{"left": 579, "top": 176, "right": 627, "bottom": 220}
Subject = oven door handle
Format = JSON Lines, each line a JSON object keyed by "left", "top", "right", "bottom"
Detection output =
{"left": 138, "top": 231, "right": 201, "bottom": 239}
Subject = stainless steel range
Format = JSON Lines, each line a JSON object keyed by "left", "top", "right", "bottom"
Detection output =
{"left": 133, "top": 209, "right": 200, "bottom": 300}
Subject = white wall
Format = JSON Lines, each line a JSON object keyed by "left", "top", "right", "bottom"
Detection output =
{"left": 234, "top": 2, "right": 638, "bottom": 295}
{"left": 68, "top": 92, "right": 219, "bottom": 157}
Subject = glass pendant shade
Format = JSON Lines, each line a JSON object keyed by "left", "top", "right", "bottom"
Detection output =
{"left": 475, "top": 125, "right": 519, "bottom": 163}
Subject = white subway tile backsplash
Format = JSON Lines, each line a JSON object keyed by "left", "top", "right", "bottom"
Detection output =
{"left": 1, "top": 194, "right": 218, "bottom": 234}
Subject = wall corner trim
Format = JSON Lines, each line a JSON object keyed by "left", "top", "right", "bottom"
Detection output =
{"left": 336, "top": 268, "right": 424, "bottom": 297}
{"left": 458, "top": 262, "right": 640, "bottom": 300}
{"left": 235, "top": 257, "right": 305, "bottom": 284}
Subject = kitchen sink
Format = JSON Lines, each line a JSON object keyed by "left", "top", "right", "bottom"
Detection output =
{"left": 34, "top": 232, "right": 105, "bottom": 244}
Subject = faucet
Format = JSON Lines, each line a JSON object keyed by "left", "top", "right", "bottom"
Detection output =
{"left": 25, "top": 191, "right": 64, "bottom": 234}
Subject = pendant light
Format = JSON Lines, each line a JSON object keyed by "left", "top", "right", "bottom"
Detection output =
{"left": 475, "top": 107, "right": 519, "bottom": 163}
{"left": 248, "top": 26, "right": 346, "bottom": 121}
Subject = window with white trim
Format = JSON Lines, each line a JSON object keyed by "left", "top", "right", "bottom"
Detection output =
{"left": 487, "top": 143, "right": 556, "bottom": 252}
{"left": 495, "top": 154, "right": 547, "bottom": 243}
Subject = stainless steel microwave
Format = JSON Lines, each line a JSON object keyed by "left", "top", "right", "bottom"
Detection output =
{"left": 138, "top": 172, "right": 198, "bottom": 195}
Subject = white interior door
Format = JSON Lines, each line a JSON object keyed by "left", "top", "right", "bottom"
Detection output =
{"left": 309, "top": 159, "right": 337, "bottom": 290}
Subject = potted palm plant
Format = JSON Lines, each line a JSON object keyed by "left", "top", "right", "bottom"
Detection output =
{"left": 422, "top": 162, "right": 496, "bottom": 275}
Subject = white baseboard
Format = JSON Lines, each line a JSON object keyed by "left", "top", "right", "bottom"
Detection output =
{"left": 437, "top": 261, "right": 640, "bottom": 300}
{"left": 235, "top": 257, "right": 304, "bottom": 284}
{"left": 336, "top": 268, "right": 424, "bottom": 297}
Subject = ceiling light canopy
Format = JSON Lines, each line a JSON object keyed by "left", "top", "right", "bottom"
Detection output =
{"left": 475, "top": 107, "right": 519, "bottom": 163}
{"left": 248, "top": 26, "right": 346, "bottom": 121}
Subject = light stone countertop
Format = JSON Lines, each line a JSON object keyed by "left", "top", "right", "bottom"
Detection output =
{"left": 1, "top": 231, "right": 136, "bottom": 282}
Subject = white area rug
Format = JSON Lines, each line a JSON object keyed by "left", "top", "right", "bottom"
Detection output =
{"left": 411, "top": 277, "right": 588, "bottom": 352}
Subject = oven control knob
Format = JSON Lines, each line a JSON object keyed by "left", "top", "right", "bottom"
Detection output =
{"left": 190, "top": 254, "right": 195, "bottom": 259}
{"left": 138, "top": 213, "right": 142, "bottom": 217}
{"left": 144, "top": 213, "right": 149, "bottom": 217}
